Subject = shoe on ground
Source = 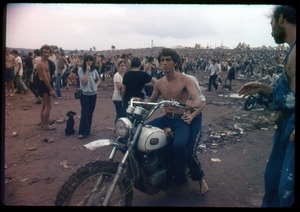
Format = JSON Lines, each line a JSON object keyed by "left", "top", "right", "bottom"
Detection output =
{"left": 78, "top": 135, "right": 84, "bottom": 139}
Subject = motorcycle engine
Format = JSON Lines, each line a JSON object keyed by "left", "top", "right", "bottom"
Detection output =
{"left": 142, "top": 154, "right": 167, "bottom": 189}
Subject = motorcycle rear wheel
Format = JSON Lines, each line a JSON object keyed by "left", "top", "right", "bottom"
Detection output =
{"left": 244, "top": 95, "right": 256, "bottom": 110}
{"left": 55, "top": 161, "right": 133, "bottom": 206}
{"left": 263, "top": 97, "right": 272, "bottom": 109}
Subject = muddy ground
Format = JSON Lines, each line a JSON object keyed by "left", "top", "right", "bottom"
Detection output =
{"left": 3, "top": 71, "right": 277, "bottom": 207}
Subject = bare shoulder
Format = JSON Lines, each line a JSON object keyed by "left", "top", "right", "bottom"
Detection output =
{"left": 36, "top": 60, "right": 44, "bottom": 69}
{"left": 182, "top": 74, "right": 194, "bottom": 84}
{"left": 155, "top": 76, "right": 165, "bottom": 86}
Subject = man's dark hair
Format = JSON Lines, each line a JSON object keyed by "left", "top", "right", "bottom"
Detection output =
{"left": 130, "top": 57, "right": 141, "bottom": 68}
{"left": 157, "top": 48, "right": 182, "bottom": 70}
{"left": 40, "top": 44, "right": 52, "bottom": 54}
{"left": 273, "top": 5, "right": 296, "bottom": 25}
{"left": 11, "top": 49, "right": 19, "bottom": 55}
{"left": 148, "top": 56, "right": 154, "bottom": 63}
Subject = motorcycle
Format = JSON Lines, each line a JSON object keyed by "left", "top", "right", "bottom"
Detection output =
{"left": 244, "top": 92, "right": 272, "bottom": 110}
{"left": 55, "top": 98, "right": 193, "bottom": 206}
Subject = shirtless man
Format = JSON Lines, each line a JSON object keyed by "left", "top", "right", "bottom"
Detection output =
{"left": 5, "top": 48, "right": 15, "bottom": 96}
{"left": 238, "top": 5, "right": 295, "bottom": 207}
{"left": 147, "top": 48, "right": 203, "bottom": 188}
{"left": 36, "top": 45, "right": 56, "bottom": 130}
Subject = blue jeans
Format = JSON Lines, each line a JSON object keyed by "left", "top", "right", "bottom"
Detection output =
{"left": 147, "top": 115, "right": 190, "bottom": 185}
{"left": 261, "top": 113, "right": 294, "bottom": 207}
{"left": 187, "top": 113, "right": 204, "bottom": 181}
{"left": 78, "top": 93, "right": 97, "bottom": 136}
{"left": 55, "top": 74, "right": 62, "bottom": 97}
{"left": 113, "top": 100, "right": 123, "bottom": 122}
{"left": 208, "top": 75, "right": 218, "bottom": 91}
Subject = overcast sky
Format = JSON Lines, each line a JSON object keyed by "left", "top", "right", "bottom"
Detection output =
{"left": 5, "top": 3, "right": 278, "bottom": 51}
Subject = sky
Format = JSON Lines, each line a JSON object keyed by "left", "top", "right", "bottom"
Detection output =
{"left": 5, "top": 3, "right": 278, "bottom": 51}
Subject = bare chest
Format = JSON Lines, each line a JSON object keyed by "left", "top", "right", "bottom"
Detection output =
{"left": 159, "top": 81, "right": 189, "bottom": 101}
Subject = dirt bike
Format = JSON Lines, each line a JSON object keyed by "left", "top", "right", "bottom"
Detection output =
{"left": 55, "top": 98, "right": 193, "bottom": 206}
{"left": 244, "top": 92, "right": 272, "bottom": 110}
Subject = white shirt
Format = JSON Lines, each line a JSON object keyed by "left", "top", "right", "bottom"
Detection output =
{"left": 112, "top": 72, "right": 123, "bottom": 101}
{"left": 14, "top": 56, "right": 23, "bottom": 76}
{"left": 262, "top": 73, "right": 279, "bottom": 87}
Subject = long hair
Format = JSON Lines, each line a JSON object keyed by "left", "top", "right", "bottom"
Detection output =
{"left": 82, "top": 54, "right": 96, "bottom": 73}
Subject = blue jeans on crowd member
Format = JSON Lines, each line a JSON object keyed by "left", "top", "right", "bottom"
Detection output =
{"left": 113, "top": 100, "right": 123, "bottom": 122}
{"left": 187, "top": 113, "right": 204, "bottom": 181}
{"left": 261, "top": 113, "right": 294, "bottom": 208}
{"left": 147, "top": 115, "right": 190, "bottom": 185}
{"left": 78, "top": 93, "right": 97, "bottom": 137}
{"left": 208, "top": 74, "right": 218, "bottom": 91}
{"left": 55, "top": 74, "right": 62, "bottom": 97}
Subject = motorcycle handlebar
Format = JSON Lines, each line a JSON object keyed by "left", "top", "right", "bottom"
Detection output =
{"left": 130, "top": 99, "right": 186, "bottom": 110}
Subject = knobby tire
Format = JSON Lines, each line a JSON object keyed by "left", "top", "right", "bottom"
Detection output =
{"left": 55, "top": 161, "right": 133, "bottom": 206}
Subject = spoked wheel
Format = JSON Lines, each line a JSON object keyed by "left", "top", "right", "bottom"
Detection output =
{"left": 244, "top": 95, "right": 256, "bottom": 110}
{"left": 55, "top": 161, "right": 133, "bottom": 206}
{"left": 263, "top": 96, "right": 273, "bottom": 109}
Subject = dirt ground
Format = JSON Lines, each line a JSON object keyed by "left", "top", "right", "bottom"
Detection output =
{"left": 3, "top": 71, "right": 277, "bottom": 207}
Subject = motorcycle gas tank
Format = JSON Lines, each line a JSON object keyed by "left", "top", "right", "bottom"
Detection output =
{"left": 138, "top": 125, "right": 168, "bottom": 152}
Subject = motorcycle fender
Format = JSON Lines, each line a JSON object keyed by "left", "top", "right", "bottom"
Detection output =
{"left": 83, "top": 139, "right": 123, "bottom": 151}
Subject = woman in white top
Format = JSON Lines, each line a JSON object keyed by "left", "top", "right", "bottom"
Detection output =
{"left": 112, "top": 59, "right": 128, "bottom": 122}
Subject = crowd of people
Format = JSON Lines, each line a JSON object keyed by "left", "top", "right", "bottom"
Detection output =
{"left": 5, "top": 5, "right": 295, "bottom": 208}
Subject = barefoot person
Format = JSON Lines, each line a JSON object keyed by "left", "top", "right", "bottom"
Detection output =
{"left": 238, "top": 5, "right": 295, "bottom": 207}
{"left": 146, "top": 48, "right": 204, "bottom": 192}
{"left": 36, "top": 45, "right": 56, "bottom": 130}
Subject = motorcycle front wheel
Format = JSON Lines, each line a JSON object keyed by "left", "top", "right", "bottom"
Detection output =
{"left": 55, "top": 161, "right": 133, "bottom": 206}
{"left": 244, "top": 95, "right": 256, "bottom": 110}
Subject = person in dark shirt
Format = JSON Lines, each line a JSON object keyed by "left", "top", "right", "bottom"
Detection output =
{"left": 121, "top": 57, "right": 157, "bottom": 116}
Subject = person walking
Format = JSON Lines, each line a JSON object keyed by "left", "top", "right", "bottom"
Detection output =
{"left": 207, "top": 59, "right": 220, "bottom": 91}
{"left": 237, "top": 5, "right": 295, "bottom": 207}
{"left": 77, "top": 55, "right": 101, "bottom": 139}
{"left": 11, "top": 50, "right": 29, "bottom": 94}
{"left": 224, "top": 61, "right": 235, "bottom": 90}
{"left": 35, "top": 45, "right": 56, "bottom": 130}
{"left": 23, "top": 51, "right": 34, "bottom": 88}
{"left": 112, "top": 59, "right": 128, "bottom": 122}
{"left": 53, "top": 49, "right": 67, "bottom": 98}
